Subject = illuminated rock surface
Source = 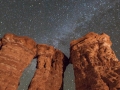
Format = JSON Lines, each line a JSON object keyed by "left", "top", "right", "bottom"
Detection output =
{"left": 70, "top": 32, "right": 120, "bottom": 90}
{"left": 0, "top": 32, "right": 120, "bottom": 90}
{"left": 0, "top": 33, "right": 37, "bottom": 90}
{"left": 0, "top": 33, "right": 69, "bottom": 90}
{"left": 28, "top": 44, "right": 69, "bottom": 90}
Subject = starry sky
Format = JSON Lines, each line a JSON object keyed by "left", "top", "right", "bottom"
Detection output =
{"left": 0, "top": 0, "right": 120, "bottom": 90}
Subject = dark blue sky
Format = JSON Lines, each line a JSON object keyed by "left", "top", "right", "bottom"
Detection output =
{"left": 0, "top": 0, "right": 120, "bottom": 90}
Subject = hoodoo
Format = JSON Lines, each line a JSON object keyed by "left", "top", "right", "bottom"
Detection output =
{"left": 28, "top": 44, "right": 69, "bottom": 90}
{"left": 0, "top": 33, "right": 69, "bottom": 90}
{"left": 70, "top": 32, "right": 120, "bottom": 90}
{"left": 0, "top": 32, "right": 120, "bottom": 90}
{"left": 0, "top": 33, "right": 37, "bottom": 90}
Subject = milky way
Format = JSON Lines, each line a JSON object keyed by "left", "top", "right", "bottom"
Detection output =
{"left": 0, "top": 0, "right": 120, "bottom": 90}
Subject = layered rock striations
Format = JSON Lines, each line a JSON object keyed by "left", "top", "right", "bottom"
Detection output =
{"left": 0, "top": 33, "right": 69, "bottom": 90}
{"left": 0, "top": 32, "right": 120, "bottom": 90}
{"left": 0, "top": 33, "right": 37, "bottom": 90}
{"left": 28, "top": 44, "right": 69, "bottom": 90}
{"left": 70, "top": 32, "right": 120, "bottom": 90}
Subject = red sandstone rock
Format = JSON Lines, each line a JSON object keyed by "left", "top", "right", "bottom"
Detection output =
{"left": 70, "top": 32, "right": 120, "bottom": 90}
{"left": 0, "top": 33, "right": 37, "bottom": 90}
{"left": 28, "top": 44, "right": 69, "bottom": 90}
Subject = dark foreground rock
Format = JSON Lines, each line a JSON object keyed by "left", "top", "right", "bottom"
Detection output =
{"left": 70, "top": 32, "right": 120, "bottom": 90}
{"left": 0, "top": 33, "right": 37, "bottom": 90}
{"left": 28, "top": 44, "right": 69, "bottom": 90}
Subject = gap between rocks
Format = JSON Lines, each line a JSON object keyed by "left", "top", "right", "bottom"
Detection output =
{"left": 18, "top": 58, "right": 37, "bottom": 90}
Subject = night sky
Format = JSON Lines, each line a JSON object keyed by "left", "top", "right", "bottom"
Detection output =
{"left": 0, "top": 0, "right": 120, "bottom": 90}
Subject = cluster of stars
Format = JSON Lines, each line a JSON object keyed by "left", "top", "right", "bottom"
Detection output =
{"left": 0, "top": 0, "right": 120, "bottom": 90}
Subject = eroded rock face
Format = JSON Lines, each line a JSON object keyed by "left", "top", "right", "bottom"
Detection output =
{"left": 70, "top": 32, "right": 120, "bottom": 90}
{"left": 0, "top": 33, "right": 69, "bottom": 90}
{"left": 28, "top": 44, "right": 69, "bottom": 90}
{"left": 0, "top": 33, "right": 37, "bottom": 90}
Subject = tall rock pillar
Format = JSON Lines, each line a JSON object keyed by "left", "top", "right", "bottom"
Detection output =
{"left": 0, "top": 33, "right": 37, "bottom": 90}
{"left": 70, "top": 32, "right": 120, "bottom": 90}
{"left": 28, "top": 44, "right": 69, "bottom": 90}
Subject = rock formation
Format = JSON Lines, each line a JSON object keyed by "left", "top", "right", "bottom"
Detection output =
{"left": 0, "top": 33, "right": 69, "bottom": 90}
{"left": 0, "top": 33, "right": 37, "bottom": 90}
{"left": 28, "top": 44, "right": 69, "bottom": 90}
{"left": 0, "top": 32, "right": 120, "bottom": 90}
{"left": 70, "top": 32, "right": 120, "bottom": 90}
